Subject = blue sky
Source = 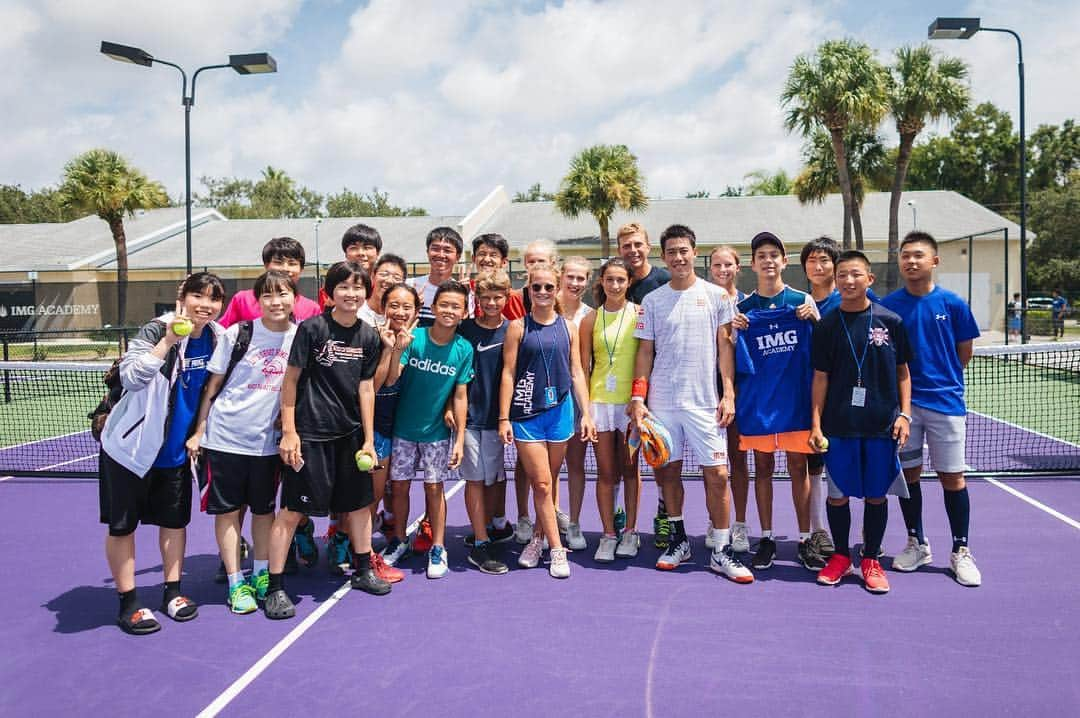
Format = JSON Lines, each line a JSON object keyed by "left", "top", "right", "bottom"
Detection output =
{"left": 2, "top": 1, "right": 1077, "bottom": 215}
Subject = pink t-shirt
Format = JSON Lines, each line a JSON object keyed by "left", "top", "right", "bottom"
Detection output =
{"left": 218, "top": 289, "right": 322, "bottom": 328}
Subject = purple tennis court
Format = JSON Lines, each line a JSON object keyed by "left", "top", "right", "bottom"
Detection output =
{"left": 2, "top": 472, "right": 1078, "bottom": 717}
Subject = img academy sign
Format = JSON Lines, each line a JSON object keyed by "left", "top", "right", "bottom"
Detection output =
{"left": 0, "top": 303, "right": 100, "bottom": 318}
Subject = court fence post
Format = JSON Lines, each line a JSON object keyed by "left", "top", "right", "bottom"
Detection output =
{"left": 2, "top": 336, "right": 9, "bottom": 403}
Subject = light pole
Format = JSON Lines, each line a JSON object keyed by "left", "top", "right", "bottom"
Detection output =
{"left": 907, "top": 199, "right": 917, "bottom": 228}
{"left": 100, "top": 42, "right": 277, "bottom": 275}
{"left": 928, "top": 17, "right": 1026, "bottom": 343}
{"left": 313, "top": 218, "right": 323, "bottom": 290}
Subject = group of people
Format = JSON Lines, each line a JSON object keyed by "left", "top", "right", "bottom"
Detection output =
{"left": 96, "top": 219, "right": 983, "bottom": 635}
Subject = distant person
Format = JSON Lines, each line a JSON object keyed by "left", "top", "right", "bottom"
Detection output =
{"left": 320, "top": 224, "right": 385, "bottom": 309}
{"left": 219, "top": 237, "right": 320, "bottom": 327}
{"left": 1008, "top": 292, "right": 1022, "bottom": 341}
{"left": 1052, "top": 289, "right": 1068, "bottom": 340}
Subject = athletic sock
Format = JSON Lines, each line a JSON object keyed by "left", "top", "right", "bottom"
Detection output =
{"left": 119, "top": 588, "right": 139, "bottom": 616}
{"left": 862, "top": 501, "right": 888, "bottom": 559}
{"left": 668, "top": 516, "right": 686, "bottom": 542}
{"left": 227, "top": 572, "right": 245, "bottom": 590}
{"left": 613, "top": 482, "right": 622, "bottom": 504}
{"left": 899, "top": 481, "right": 926, "bottom": 544}
{"left": 354, "top": 552, "right": 371, "bottom": 571}
{"left": 714, "top": 528, "right": 731, "bottom": 549}
{"left": 492, "top": 515, "right": 508, "bottom": 529}
{"left": 943, "top": 487, "right": 971, "bottom": 552}
{"left": 808, "top": 472, "right": 826, "bottom": 532}
{"left": 826, "top": 503, "right": 851, "bottom": 557}
{"left": 253, "top": 559, "right": 269, "bottom": 576}
{"left": 163, "top": 580, "right": 181, "bottom": 604}
{"left": 799, "top": 531, "right": 811, "bottom": 543}
{"left": 657, "top": 498, "right": 667, "bottom": 517}
{"left": 268, "top": 572, "right": 284, "bottom": 593}
{"left": 762, "top": 529, "right": 773, "bottom": 540}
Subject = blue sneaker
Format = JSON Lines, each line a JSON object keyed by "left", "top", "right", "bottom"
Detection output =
{"left": 228, "top": 582, "right": 257, "bottom": 615}
{"left": 328, "top": 531, "right": 352, "bottom": 576}
{"left": 249, "top": 569, "right": 269, "bottom": 602}
{"left": 293, "top": 520, "right": 318, "bottom": 568}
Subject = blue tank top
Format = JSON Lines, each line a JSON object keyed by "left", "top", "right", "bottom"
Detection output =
{"left": 510, "top": 315, "right": 572, "bottom": 421}
{"left": 735, "top": 306, "right": 813, "bottom": 436}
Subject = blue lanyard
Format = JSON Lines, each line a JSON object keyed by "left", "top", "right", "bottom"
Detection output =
{"left": 840, "top": 304, "right": 872, "bottom": 386}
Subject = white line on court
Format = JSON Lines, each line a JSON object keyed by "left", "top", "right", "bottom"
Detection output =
{"left": 984, "top": 477, "right": 1080, "bottom": 531}
{"left": 197, "top": 478, "right": 467, "bottom": 718}
{"left": 0, "top": 451, "right": 99, "bottom": 482}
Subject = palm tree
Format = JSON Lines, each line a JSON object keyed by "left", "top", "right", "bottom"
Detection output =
{"left": 554, "top": 144, "right": 648, "bottom": 257}
{"left": 782, "top": 39, "right": 890, "bottom": 248}
{"left": 59, "top": 149, "right": 168, "bottom": 326}
{"left": 886, "top": 44, "right": 970, "bottom": 289}
{"left": 743, "top": 169, "right": 793, "bottom": 196}
{"left": 794, "top": 126, "right": 890, "bottom": 248}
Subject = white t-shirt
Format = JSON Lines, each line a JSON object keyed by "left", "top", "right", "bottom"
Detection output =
{"left": 358, "top": 302, "right": 385, "bottom": 327}
{"left": 565, "top": 303, "right": 593, "bottom": 326}
{"left": 201, "top": 321, "right": 297, "bottom": 456}
{"left": 408, "top": 275, "right": 474, "bottom": 325}
{"left": 634, "top": 278, "right": 734, "bottom": 411}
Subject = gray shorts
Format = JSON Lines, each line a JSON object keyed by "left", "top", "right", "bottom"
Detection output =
{"left": 463, "top": 429, "right": 506, "bottom": 486}
{"left": 898, "top": 406, "right": 968, "bottom": 474}
{"left": 390, "top": 437, "right": 458, "bottom": 484}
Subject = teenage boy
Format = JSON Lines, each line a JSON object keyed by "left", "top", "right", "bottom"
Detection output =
{"left": 810, "top": 251, "right": 912, "bottom": 593}
{"left": 733, "top": 232, "right": 819, "bottom": 571}
{"left": 471, "top": 233, "right": 526, "bottom": 320}
{"left": 882, "top": 231, "right": 983, "bottom": 587}
{"left": 220, "top": 237, "right": 321, "bottom": 327}
{"left": 264, "top": 262, "right": 389, "bottom": 620}
{"left": 383, "top": 280, "right": 474, "bottom": 578}
{"left": 1052, "top": 289, "right": 1068, "bottom": 340}
{"left": 458, "top": 270, "right": 516, "bottom": 574}
{"left": 630, "top": 224, "right": 752, "bottom": 583}
{"left": 409, "top": 227, "right": 474, "bottom": 326}
{"left": 320, "top": 224, "right": 384, "bottom": 309}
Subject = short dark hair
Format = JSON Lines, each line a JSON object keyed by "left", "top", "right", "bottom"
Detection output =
{"left": 262, "top": 237, "right": 306, "bottom": 269}
{"left": 373, "top": 253, "right": 407, "bottom": 279}
{"left": 253, "top": 270, "right": 297, "bottom": 297}
{"left": 900, "top": 230, "right": 938, "bottom": 253}
{"left": 323, "top": 261, "right": 371, "bottom": 299}
{"left": 179, "top": 271, "right": 225, "bottom": 302}
{"left": 472, "top": 233, "right": 510, "bottom": 259}
{"left": 659, "top": 224, "right": 696, "bottom": 251}
{"left": 836, "top": 250, "right": 872, "bottom": 272}
{"left": 426, "top": 226, "right": 463, "bottom": 256}
{"left": 433, "top": 279, "right": 470, "bottom": 306}
{"left": 381, "top": 282, "right": 420, "bottom": 310}
{"left": 800, "top": 236, "right": 839, "bottom": 269}
{"left": 341, "top": 224, "right": 382, "bottom": 253}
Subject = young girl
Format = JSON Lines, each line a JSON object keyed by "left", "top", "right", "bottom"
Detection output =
{"left": 500, "top": 264, "right": 596, "bottom": 579}
{"left": 579, "top": 258, "right": 641, "bottom": 561}
{"left": 708, "top": 246, "right": 751, "bottom": 553}
{"left": 186, "top": 271, "right": 297, "bottom": 614}
{"left": 555, "top": 256, "right": 594, "bottom": 550}
{"left": 99, "top": 272, "right": 225, "bottom": 634}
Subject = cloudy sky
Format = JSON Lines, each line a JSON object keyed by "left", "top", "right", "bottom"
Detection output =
{"left": 2, "top": 0, "right": 1078, "bottom": 215}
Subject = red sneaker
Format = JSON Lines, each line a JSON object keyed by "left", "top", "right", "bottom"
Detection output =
{"left": 860, "top": 558, "right": 890, "bottom": 594}
{"left": 370, "top": 552, "right": 405, "bottom": 583}
{"left": 412, "top": 519, "right": 434, "bottom": 553}
{"left": 817, "top": 554, "right": 853, "bottom": 586}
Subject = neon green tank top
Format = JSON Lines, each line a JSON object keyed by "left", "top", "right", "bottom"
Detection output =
{"left": 590, "top": 303, "right": 639, "bottom": 403}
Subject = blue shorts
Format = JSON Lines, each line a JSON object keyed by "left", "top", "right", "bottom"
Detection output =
{"left": 823, "top": 437, "right": 901, "bottom": 499}
{"left": 374, "top": 431, "right": 393, "bottom": 462}
{"left": 512, "top": 396, "right": 574, "bottom": 443}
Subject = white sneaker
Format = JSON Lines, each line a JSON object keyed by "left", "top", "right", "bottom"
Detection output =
{"left": 549, "top": 547, "right": 570, "bottom": 579}
{"left": 556, "top": 510, "right": 571, "bottom": 534}
{"left": 426, "top": 545, "right": 448, "bottom": 579}
{"left": 704, "top": 520, "right": 717, "bottom": 549}
{"left": 710, "top": 545, "right": 754, "bottom": 584}
{"left": 892, "top": 536, "right": 933, "bottom": 572}
{"left": 518, "top": 535, "right": 543, "bottom": 569}
{"left": 731, "top": 522, "right": 750, "bottom": 553}
{"left": 514, "top": 516, "right": 534, "bottom": 545}
{"left": 566, "top": 522, "right": 587, "bottom": 550}
{"left": 950, "top": 546, "right": 982, "bottom": 587}
{"left": 594, "top": 536, "right": 618, "bottom": 563}
{"left": 655, "top": 538, "right": 692, "bottom": 570}
{"left": 615, "top": 531, "right": 640, "bottom": 559}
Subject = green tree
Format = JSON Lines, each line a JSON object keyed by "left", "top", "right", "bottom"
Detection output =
{"left": 782, "top": 39, "right": 890, "bottom": 248}
{"left": 195, "top": 176, "right": 255, "bottom": 217}
{"left": 58, "top": 149, "right": 168, "bottom": 325}
{"left": 325, "top": 187, "right": 427, "bottom": 217}
{"left": 513, "top": 183, "right": 556, "bottom": 202}
{"left": 1028, "top": 120, "right": 1080, "bottom": 191}
{"left": 743, "top": 169, "right": 793, "bottom": 196}
{"left": 554, "top": 144, "right": 648, "bottom": 257}
{"left": 0, "top": 184, "right": 81, "bottom": 223}
{"left": 1028, "top": 175, "right": 1080, "bottom": 294}
{"left": 196, "top": 167, "right": 325, "bottom": 218}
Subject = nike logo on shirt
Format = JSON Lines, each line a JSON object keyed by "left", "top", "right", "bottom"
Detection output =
{"left": 477, "top": 342, "right": 504, "bottom": 352}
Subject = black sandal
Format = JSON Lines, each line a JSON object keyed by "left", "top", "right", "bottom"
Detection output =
{"left": 161, "top": 595, "right": 199, "bottom": 622}
{"left": 118, "top": 607, "right": 161, "bottom": 635}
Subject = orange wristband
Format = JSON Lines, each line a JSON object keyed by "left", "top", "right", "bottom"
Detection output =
{"left": 631, "top": 377, "right": 649, "bottom": 400}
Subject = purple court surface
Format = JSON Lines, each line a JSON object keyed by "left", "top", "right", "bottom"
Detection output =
{"left": 1, "top": 474, "right": 1078, "bottom": 717}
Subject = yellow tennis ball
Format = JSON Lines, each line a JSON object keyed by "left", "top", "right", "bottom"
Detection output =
{"left": 355, "top": 450, "right": 375, "bottom": 472}
{"left": 171, "top": 318, "right": 194, "bottom": 336}
{"left": 818, "top": 437, "right": 830, "bottom": 452}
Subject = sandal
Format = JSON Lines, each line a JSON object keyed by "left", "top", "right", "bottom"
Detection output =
{"left": 161, "top": 595, "right": 199, "bottom": 622}
{"left": 118, "top": 607, "right": 161, "bottom": 635}
{"left": 263, "top": 589, "right": 296, "bottom": 620}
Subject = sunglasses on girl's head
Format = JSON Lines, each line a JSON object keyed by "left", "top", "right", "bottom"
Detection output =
{"left": 530, "top": 283, "right": 556, "bottom": 293}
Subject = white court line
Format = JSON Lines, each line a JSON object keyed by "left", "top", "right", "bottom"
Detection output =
{"left": 197, "top": 478, "right": 467, "bottom": 718}
{"left": 0, "top": 451, "right": 99, "bottom": 482}
{"left": 969, "top": 410, "right": 1080, "bottom": 450}
{"left": 985, "top": 477, "right": 1080, "bottom": 531}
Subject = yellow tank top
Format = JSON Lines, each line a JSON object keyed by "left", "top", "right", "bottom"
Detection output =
{"left": 590, "top": 303, "right": 639, "bottom": 403}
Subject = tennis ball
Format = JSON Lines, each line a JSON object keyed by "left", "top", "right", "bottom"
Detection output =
{"left": 171, "top": 318, "right": 194, "bottom": 337}
{"left": 818, "top": 437, "right": 830, "bottom": 452}
{"left": 355, "top": 450, "right": 375, "bottom": 472}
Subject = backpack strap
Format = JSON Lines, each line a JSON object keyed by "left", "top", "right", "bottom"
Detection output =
{"left": 220, "top": 320, "right": 254, "bottom": 389}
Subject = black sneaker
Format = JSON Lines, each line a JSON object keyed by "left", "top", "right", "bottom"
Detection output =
{"left": 797, "top": 540, "right": 826, "bottom": 571}
{"left": 468, "top": 543, "right": 510, "bottom": 575}
{"left": 350, "top": 568, "right": 392, "bottom": 596}
{"left": 263, "top": 589, "right": 296, "bottom": 620}
{"left": 488, "top": 523, "right": 515, "bottom": 543}
{"left": 752, "top": 537, "right": 776, "bottom": 570}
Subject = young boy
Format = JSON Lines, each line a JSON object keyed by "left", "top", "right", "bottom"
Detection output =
{"left": 383, "top": 280, "right": 474, "bottom": 578}
{"left": 219, "top": 237, "right": 321, "bottom": 327}
{"left": 186, "top": 271, "right": 297, "bottom": 614}
{"left": 471, "top": 233, "right": 526, "bottom": 320}
{"left": 733, "top": 232, "right": 819, "bottom": 571}
{"left": 457, "top": 271, "right": 515, "bottom": 574}
{"left": 409, "top": 227, "right": 474, "bottom": 326}
{"left": 264, "top": 262, "right": 389, "bottom": 620}
{"left": 98, "top": 273, "right": 225, "bottom": 634}
{"left": 810, "top": 250, "right": 912, "bottom": 593}
{"left": 881, "top": 231, "right": 983, "bottom": 587}
{"left": 319, "top": 224, "right": 384, "bottom": 309}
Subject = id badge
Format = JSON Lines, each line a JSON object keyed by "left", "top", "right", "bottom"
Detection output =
{"left": 543, "top": 386, "right": 558, "bottom": 407}
{"left": 851, "top": 386, "right": 867, "bottom": 407}
{"left": 605, "top": 373, "right": 618, "bottom": 393}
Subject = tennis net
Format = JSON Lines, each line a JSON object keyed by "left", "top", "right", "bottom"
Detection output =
{"left": 1, "top": 341, "right": 1078, "bottom": 479}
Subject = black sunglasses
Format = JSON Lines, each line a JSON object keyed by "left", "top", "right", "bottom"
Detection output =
{"left": 530, "top": 283, "right": 556, "bottom": 293}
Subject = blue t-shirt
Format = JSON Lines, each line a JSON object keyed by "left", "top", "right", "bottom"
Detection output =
{"left": 1052, "top": 296, "right": 1067, "bottom": 317}
{"left": 154, "top": 331, "right": 213, "bottom": 468}
{"left": 815, "top": 288, "right": 880, "bottom": 318}
{"left": 739, "top": 286, "right": 809, "bottom": 313}
{"left": 735, "top": 306, "right": 814, "bottom": 436}
{"left": 458, "top": 318, "right": 508, "bottom": 431}
{"left": 880, "top": 286, "right": 980, "bottom": 416}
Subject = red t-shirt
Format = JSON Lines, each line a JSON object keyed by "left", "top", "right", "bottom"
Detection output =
{"left": 469, "top": 282, "right": 525, "bottom": 320}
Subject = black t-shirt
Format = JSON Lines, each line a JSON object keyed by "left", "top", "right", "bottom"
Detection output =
{"left": 811, "top": 303, "right": 912, "bottom": 439}
{"left": 627, "top": 265, "right": 671, "bottom": 305}
{"left": 457, "top": 318, "right": 508, "bottom": 430}
{"left": 288, "top": 313, "right": 382, "bottom": 441}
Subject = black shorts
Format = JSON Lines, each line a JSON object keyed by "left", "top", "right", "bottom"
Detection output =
{"left": 280, "top": 432, "right": 374, "bottom": 516}
{"left": 99, "top": 450, "right": 192, "bottom": 536}
{"left": 201, "top": 449, "right": 281, "bottom": 516}
{"left": 807, "top": 452, "right": 825, "bottom": 473}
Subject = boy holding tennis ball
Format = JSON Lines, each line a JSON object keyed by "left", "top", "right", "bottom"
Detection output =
{"left": 810, "top": 251, "right": 912, "bottom": 593}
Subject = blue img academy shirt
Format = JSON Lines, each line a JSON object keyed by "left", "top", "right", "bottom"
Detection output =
{"left": 735, "top": 306, "right": 813, "bottom": 436}
{"left": 880, "top": 286, "right": 980, "bottom": 416}
{"left": 154, "top": 331, "right": 213, "bottom": 468}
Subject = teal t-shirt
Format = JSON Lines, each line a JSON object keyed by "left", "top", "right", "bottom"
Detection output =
{"left": 392, "top": 328, "right": 475, "bottom": 442}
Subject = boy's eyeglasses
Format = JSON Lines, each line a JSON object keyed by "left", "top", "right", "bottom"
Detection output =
{"left": 530, "top": 283, "right": 556, "bottom": 293}
{"left": 376, "top": 271, "right": 404, "bottom": 281}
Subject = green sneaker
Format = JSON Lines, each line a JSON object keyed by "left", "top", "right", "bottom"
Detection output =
{"left": 249, "top": 569, "right": 269, "bottom": 602}
{"left": 228, "top": 582, "right": 258, "bottom": 615}
{"left": 653, "top": 513, "right": 671, "bottom": 549}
